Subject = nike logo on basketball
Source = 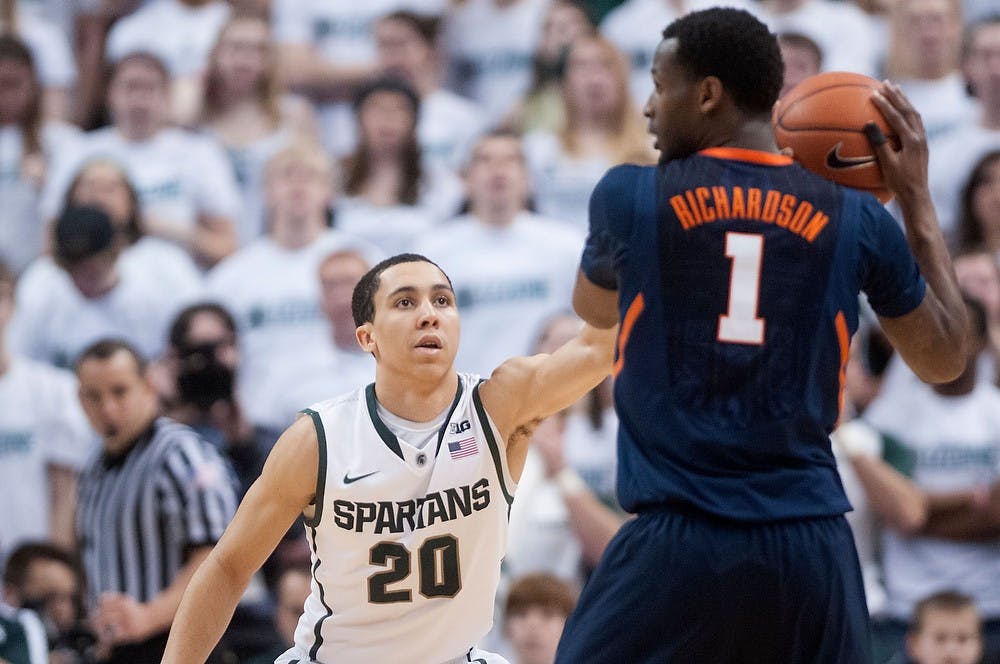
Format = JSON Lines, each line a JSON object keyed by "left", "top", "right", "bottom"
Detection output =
{"left": 825, "top": 143, "right": 876, "bottom": 170}
{"left": 343, "top": 470, "right": 379, "bottom": 484}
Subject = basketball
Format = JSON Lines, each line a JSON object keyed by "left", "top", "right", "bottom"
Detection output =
{"left": 772, "top": 72, "right": 895, "bottom": 203}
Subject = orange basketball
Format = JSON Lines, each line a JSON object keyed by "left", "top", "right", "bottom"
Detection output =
{"left": 772, "top": 72, "right": 895, "bottom": 203}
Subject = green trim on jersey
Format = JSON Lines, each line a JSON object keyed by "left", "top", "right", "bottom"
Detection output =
{"left": 472, "top": 382, "right": 515, "bottom": 509}
{"left": 301, "top": 408, "right": 328, "bottom": 528}
{"left": 365, "top": 379, "right": 465, "bottom": 460}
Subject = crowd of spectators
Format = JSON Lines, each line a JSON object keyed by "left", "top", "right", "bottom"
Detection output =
{"left": 0, "top": 0, "right": 998, "bottom": 662}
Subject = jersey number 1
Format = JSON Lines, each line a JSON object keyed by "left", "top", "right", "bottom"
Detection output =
{"left": 368, "top": 535, "right": 461, "bottom": 603}
{"left": 717, "top": 232, "right": 765, "bottom": 345}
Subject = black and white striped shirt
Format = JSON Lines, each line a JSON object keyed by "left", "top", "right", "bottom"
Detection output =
{"left": 76, "top": 417, "right": 238, "bottom": 605}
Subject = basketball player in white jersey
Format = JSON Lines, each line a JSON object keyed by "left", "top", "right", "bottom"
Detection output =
{"left": 163, "top": 253, "right": 616, "bottom": 663}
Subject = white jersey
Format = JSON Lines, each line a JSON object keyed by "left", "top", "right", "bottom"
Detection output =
{"left": 41, "top": 127, "right": 242, "bottom": 234}
{"left": 105, "top": 0, "right": 231, "bottom": 76}
{"left": 0, "top": 357, "right": 95, "bottom": 558}
{"left": 442, "top": 0, "right": 549, "bottom": 126}
{"left": 292, "top": 374, "right": 515, "bottom": 663}
{"left": 0, "top": 121, "right": 81, "bottom": 273}
{"left": 864, "top": 381, "right": 1000, "bottom": 619}
{"left": 415, "top": 213, "right": 584, "bottom": 377}
{"left": 927, "top": 121, "right": 1000, "bottom": 239}
{"left": 207, "top": 231, "right": 381, "bottom": 429}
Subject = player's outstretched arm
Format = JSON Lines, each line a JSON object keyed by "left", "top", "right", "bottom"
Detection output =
{"left": 162, "top": 417, "right": 319, "bottom": 664}
{"left": 865, "top": 82, "right": 969, "bottom": 383}
{"left": 479, "top": 323, "right": 617, "bottom": 479}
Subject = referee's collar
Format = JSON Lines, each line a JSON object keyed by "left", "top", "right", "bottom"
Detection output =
{"left": 102, "top": 418, "right": 159, "bottom": 469}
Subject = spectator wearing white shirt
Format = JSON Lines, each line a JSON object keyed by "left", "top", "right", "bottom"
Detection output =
{"left": 207, "top": 143, "right": 379, "bottom": 431}
{"left": 272, "top": 248, "right": 376, "bottom": 426}
{"left": 884, "top": 0, "right": 975, "bottom": 142}
{"left": 8, "top": 205, "right": 203, "bottom": 369}
{"left": 758, "top": 0, "right": 881, "bottom": 77}
{"left": 375, "top": 10, "right": 487, "bottom": 171}
{"left": 926, "top": 15, "right": 1000, "bottom": 240}
{"left": 0, "top": 0, "right": 76, "bottom": 120}
{"left": 0, "top": 261, "right": 94, "bottom": 558}
{"left": 524, "top": 35, "right": 655, "bottom": 229}
{"left": 415, "top": 131, "right": 584, "bottom": 377}
{"left": 199, "top": 14, "right": 318, "bottom": 243}
{"left": 336, "top": 78, "right": 461, "bottom": 255}
{"left": 105, "top": 0, "right": 231, "bottom": 122}
{"left": 42, "top": 53, "right": 242, "bottom": 268}
{"left": 442, "top": 0, "right": 550, "bottom": 126}
{"left": 0, "top": 35, "right": 80, "bottom": 274}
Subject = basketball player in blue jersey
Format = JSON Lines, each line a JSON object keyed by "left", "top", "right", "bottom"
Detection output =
{"left": 557, "top": 8, "right": 970, "bottom": 663}
{"left": 162, "top": 254, "right": 616, "bottom": 664}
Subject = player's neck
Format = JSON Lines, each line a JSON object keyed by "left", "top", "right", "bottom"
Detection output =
{"left": 373, "top": 369, "right": 459, "bottom": 423}
{"left": 711, "top": 119, "right": 780, "bottom": 154}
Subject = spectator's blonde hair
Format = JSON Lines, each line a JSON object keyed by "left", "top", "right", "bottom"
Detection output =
{"left": 559, "top": 35, "right": 653, "bottom": 165}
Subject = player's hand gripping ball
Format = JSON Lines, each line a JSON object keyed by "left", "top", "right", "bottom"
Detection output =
{"left": 773, "top": 72, "right": 898, "bottom": 203}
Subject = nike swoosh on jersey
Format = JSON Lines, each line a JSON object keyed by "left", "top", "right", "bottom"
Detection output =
{"left": 825, "top": 143, "right": 876, "bottom": 170}
{"left": 343, "top": 470, "right": 379, "bottom": 484}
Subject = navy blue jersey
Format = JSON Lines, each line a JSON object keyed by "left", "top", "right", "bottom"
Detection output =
{"left": 581, "top": 148, "right": 925, "bottom": 521}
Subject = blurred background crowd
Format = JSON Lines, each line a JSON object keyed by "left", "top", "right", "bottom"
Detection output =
{"left": 0, "top": 0, "right": 998, "bottom": 662}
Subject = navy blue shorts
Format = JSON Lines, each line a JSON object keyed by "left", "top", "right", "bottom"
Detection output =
{"left": 555, "top": 509, "right": 871, "bottom": 664}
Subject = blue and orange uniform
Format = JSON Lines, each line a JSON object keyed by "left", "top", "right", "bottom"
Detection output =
{"left": 556, "top": 148, "right": 925, "bottom": 663}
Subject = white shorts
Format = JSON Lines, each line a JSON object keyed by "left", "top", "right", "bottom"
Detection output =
{"left": 274, "top": 645, "right": 510, "bottom": 664}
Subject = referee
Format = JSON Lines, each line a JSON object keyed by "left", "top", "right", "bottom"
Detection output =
{"left": 74, "top": 339, "right": 237, "bottom": 663}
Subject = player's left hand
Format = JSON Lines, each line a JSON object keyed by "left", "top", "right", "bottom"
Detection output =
{"left": 865, "top": 81, "right": 929, "bottom": 201}
{"left": 92, "top": 592, "right": 157, "bottom": 645}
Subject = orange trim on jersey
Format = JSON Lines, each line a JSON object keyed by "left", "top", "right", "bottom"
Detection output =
{"left": 699, "top": 147, "right": 794, "bottom": 167}
{"left": 613, "top": 293, "right": 645, "bottom": 377}
{"left": 834, "top": 311, "right": 850, "bottom": 425}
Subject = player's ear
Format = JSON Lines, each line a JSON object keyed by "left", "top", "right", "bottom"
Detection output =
{"left": 697, "top": 76, "right": 724, "bottom": 113}
{"left": 356, "top": 323, "right": 377, "bottom": 354}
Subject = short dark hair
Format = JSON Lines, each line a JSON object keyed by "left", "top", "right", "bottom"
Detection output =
{"left": 351, "top": 253, "right": 452, "bottom": 327}
{"left": 504, "top": 573, "right": 577, "bottom": 621}
{"left": 662, "top": 8, "right": 784, "bottom": 115}
{"left": 778, "top": 31, "right": 824, "bottom": 69}
{"left": 911, "top": 590, "right": 980, "bottom": 633}
{"left": 3, "top": 542, "right": 79, "bottom": 590}
{"left": 168, "top": 302, "right": 237, "bottom": 351}
{"left": 75, "top": 338, "right": 147, "bottom": 375}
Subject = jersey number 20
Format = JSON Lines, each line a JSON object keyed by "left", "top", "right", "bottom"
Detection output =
{"left": 368, "top": 535, "right": 461, "bottom": 603}
{"left": 718, "top": 232, "right": 765, "bottom": 345}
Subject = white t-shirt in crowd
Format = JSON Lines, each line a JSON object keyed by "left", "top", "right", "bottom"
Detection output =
{"left": 419, "top": 89, "right": 488, "bottom": 171}
{"left": 442, "top": 0, "right": 549, "bottom": 126}
{"left": 0, "top": 358, "right": 95, "bottom": 558}
{"left": 4, "top": 10, "right": 77, "bottom": 89}
{"left": 0, "top": 122, "right": 81, "bottom": 273}
{"left": 601, "top": 0, "right": 758, "bottom": 107}
{"left": 927, "top": 121, "right": 1000, "bottom": 239}
{"left": 759, "top": 0, "right": 881, "bottom": 78}
{"left": 206, "top": 230, "right": 381, "bottom": 429}
{"left": 864, "top": 381, "right": 1000, "bottom": 619}
{"left": 8, "top": 251, "right": 203, "bottom": 368}
{"left": 273, "top": 345, "right": 375, "bottom": 428}
{"left": 900, "top": 74, "right": 978, "bottom": 144}
{"left": 42, "top": 127, "right": 242, "bottom": 237}
{"left": 271, "top": 0, "right": 446, "bottom": 155}
{"left": 414, "top": 212, "right": 584, "bottom": 377}
{"left": 523, "top": 130, "right": 613, "bottom": 230}
{"left": 334, "top": 198, "right": 441, "bottom": 257}
{"left": 105, "top": 0, "right": 231, "bottom": 77}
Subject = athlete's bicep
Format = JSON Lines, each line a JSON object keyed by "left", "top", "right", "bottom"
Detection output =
{"left": 209, "top": 417, "right": 319, "bottom": 582}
